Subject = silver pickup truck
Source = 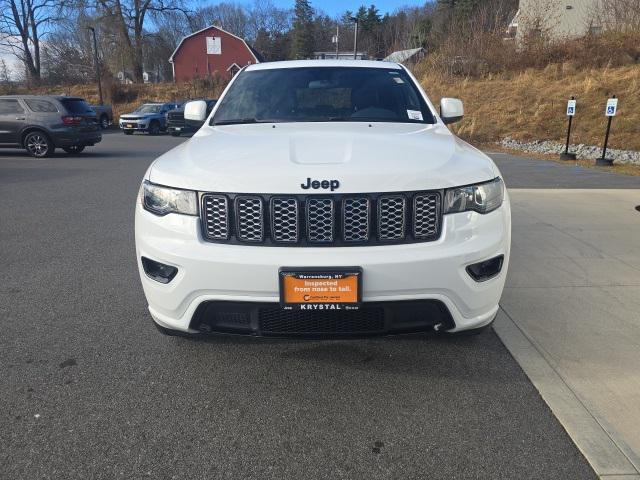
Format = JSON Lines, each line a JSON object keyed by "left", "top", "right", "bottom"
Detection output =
{"left": 90, "top": 104, "right": 113, "bottom": 129}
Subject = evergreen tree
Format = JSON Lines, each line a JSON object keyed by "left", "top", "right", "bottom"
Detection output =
{"left": 291, "top": 0, "right": 315, "bottom": 59}
{"left": 363, "top": 5, "right": 381, "bottom": 32}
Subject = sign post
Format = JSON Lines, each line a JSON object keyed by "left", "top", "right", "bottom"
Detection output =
{"left": 597, "top": 96, "right": 617, "bottom": 166}
{"left": 560, "top": 96, "right": 577, "bottom": 160}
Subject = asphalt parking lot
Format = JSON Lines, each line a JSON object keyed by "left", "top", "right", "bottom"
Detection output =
{"left": 2, "top": 131, "right": 629, "bottom": 479}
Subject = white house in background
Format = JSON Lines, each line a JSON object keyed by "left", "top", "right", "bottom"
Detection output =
{"left": 507, "top": 0, "right": 604, "bottom": 43}
{"left": 313, "top": 52, "right": 369, "bottom": 60}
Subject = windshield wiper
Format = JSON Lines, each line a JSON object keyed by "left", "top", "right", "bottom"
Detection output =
{"left": 212, "top": 117, "right": 270, "bottom": 126}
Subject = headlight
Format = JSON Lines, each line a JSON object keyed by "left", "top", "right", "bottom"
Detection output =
{"left": 444, "top": 178, "right": 504, "bottom": 214}
{"left": 141, "top": 180, "right": 198, "bottom": 216}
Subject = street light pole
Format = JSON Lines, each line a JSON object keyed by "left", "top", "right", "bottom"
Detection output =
{"left": 87, "top": 26, "right": 103, "bottom": 105}
{"left": 350, "top": 17, "right": 359, "bottom": 59}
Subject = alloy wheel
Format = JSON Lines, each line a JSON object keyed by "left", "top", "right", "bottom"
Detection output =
{"left": 25, "top": 133, "right": 51, "bottom": 158}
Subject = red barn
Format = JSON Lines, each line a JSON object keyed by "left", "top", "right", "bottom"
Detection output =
{"left": 169, "top": 26, "right": 260, "bottom": 83}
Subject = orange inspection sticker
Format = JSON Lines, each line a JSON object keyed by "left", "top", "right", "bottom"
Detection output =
{"left": 279, "top": 269, "right": 362, "bottom": 309}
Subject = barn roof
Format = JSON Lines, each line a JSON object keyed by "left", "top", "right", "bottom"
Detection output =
{"left": 169, "top": 25, "right": 260, "bottom": 64}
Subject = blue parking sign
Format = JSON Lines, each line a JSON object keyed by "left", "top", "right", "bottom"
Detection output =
{"left": 605, "top": 98, "right": 618, "bottom": 117}
{"left": 566, "top": 99, "right": 576, "bottom": 116}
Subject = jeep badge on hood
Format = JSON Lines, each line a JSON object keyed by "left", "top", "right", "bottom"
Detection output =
{"left": 301, "top": 178, "right": 340, "bottom": 191}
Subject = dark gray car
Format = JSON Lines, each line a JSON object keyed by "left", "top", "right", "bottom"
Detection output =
{"left": 0, "top": 95, "right": 102, "bottom": 158}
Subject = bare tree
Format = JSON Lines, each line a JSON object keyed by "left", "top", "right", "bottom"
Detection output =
{"left": 0, "top": 58, "right": 12, "bottom": 84}
{"left": 190, "top": 3, "right": 250, "bottom": 38}
{"left": 94, "top": 0, "right": 187, "bottom": 82}
{"left": 0, "top": 0, "right": 62, "bottom": 84}
{"left": 595, "top": 0, "right": 640, "bottom": 32}
{"left": 247, "top": 0, "right": 292, "bottom": 42}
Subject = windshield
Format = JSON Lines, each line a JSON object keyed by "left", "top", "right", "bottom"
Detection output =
{"left": 135, "top": 104, "right": 162, "bottom": 114}
{"left": 211, "top": 67, "right": 435, "bottom": 125}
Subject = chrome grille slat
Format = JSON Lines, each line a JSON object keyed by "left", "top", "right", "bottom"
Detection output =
{"left": 414, "top": 193, "right": 440, "bottom": 239}
{"left": 307, "top": 198, "right": 334, "bottom": 243}
{"left": 200, "top": 192, "right": 441, "bottom": 246}
{"left": 271, "top": 198, "right": 299, "bottom": 243}
{"left": 343, "top": 197, "right": 370, "bottom": 242}
{"left": 236, "top": 196, "right": 263, "bottom": 242}
{"left": 378, "top": 196, "right": 406, "bottom": 241}
{"left": 202, "top": 194, "right": 229, "bottom": 240}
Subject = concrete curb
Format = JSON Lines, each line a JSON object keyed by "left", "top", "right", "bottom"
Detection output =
{"left": 494, "top": 308, "right": 640, "bottom": 478}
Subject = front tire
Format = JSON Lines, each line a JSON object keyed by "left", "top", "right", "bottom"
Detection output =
{"left": 100, "top": 115, "right": 109, "bottom": 129}
{"left": 24, "top": 131, "right": 54, "bottom": 158}
{"left": 148, "top": 122, "right": 160, "bottom": 135}
{"left": 63, "top": 145, "right": 85, "bottom": 154}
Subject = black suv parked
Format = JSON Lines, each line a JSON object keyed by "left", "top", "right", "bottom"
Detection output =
{"left": 0, "top": 95, "right": 102, "bottom": 157}
{"left": 167, "top": 99, "right": 217, "bottom": 137}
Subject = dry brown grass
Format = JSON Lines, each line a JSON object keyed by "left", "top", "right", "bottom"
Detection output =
{"left": 418, "top": 64, "right": 640, "bottom": 151}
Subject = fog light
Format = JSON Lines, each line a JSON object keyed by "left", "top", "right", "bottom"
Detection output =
{"left": 141, "top": 257, "right": 178, "bottom": 284}
{"left": 466, "top": 255, "right": 504, "bottom": 282}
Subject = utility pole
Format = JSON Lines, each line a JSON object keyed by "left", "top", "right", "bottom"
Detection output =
{"left": 351, "top": 17, "right": 359, "bottom": 59}
{"left": 87, "top": 27, "right": 103, "bottom": 105}
{"left": 335, "top": 24, "right": 339, "bottom": 59}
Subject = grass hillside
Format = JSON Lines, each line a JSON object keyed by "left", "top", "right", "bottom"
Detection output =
{"left": 417, "top": 64, "right": 640, "bottom": 151}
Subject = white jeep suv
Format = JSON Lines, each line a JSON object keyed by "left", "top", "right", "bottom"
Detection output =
{"left": 135, "top": 60, "right": 510, "bottom": 337}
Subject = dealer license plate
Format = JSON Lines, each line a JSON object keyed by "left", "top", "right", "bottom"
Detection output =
{"left": 126, "top": 123, "right": 135, "bottom": 128}
{"left": 279, "top": 267, "right": 362, "bottom": 310}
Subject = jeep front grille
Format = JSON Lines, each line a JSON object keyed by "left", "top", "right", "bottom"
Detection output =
{"left": 200, "top": 191, "right": 441, "bottom": 247}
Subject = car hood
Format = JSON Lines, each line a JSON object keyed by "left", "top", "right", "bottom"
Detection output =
{"left": 148, "top": 123, "right": 499, "bottom": 193}
{"left": 121, "top": 113, "right": 150, "bottom": 119}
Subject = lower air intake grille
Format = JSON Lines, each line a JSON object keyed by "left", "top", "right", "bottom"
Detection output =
{"left": 259, "top": 307, "right": 385, "bottom": 334}
{"left": 190, "top": 300, "right": 456, "bottom": 337}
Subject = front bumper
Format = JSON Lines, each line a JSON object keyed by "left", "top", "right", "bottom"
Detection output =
{"left": 120, "top": 120, "right": 150, "bottom": 131}
{"left": 135, "top": 197, "right": 511, "bottom": 335}
{"left": 167, "top": 125, "right": 190, "bottom": 134}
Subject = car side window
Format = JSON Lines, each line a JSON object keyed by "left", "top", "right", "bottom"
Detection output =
{"left": 0, "top": 99, "right": 24, "bottom": 114}
{"left": 25, "top": 99, "right": 58, "bottom": 113}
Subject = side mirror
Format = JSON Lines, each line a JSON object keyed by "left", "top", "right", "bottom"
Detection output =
{"left": 184, "top": 100, "right": 208, "bottom": 127}
{"left": 440, "top": 98, "right": 464, "bottom": 125}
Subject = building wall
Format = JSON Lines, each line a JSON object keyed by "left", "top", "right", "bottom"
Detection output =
{"left": 515, "top": 0, "right": 603, "bottom": 42}
{"left": 171, "top": 27, "right": 257, "bottom": 83}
